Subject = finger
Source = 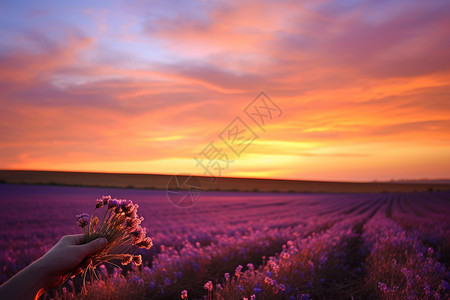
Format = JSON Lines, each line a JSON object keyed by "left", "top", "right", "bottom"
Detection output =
{"left": 78, "top": 238, "right": 108, "bottom": 257}
{"left": 63, "top": 234, "right": 86, "bottom": 245}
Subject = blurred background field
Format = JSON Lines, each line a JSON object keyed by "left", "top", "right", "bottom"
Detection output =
{"left": 1, "top": 170, "right": 450, "bottom": 194}
{"left": 0, "top": 183, "right": 449, "bottom": 299}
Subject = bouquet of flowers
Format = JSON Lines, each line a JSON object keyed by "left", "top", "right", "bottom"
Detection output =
{"left": 75, "top": 195, "right": 152, "bottom": 292}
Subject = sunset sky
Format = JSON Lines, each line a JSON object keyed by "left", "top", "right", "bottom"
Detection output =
{"left": 1, "top": 0, "right": 449, "bottom": 182}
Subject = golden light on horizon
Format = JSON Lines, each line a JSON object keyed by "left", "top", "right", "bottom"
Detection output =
{"left": 0, "top": 1, "right": 449, "bottom": 182}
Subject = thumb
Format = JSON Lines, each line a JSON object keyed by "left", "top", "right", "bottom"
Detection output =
{"left": 79, "top": 238, "right": 108, "bottom": 257}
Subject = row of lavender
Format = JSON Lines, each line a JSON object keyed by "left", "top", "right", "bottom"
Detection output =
{"left": 0, "top": 184, "right": 449, "bottom": 299}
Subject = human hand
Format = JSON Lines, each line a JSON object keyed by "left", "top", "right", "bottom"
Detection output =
{"left": 0, "top": 234, "right": 108, "bottom": 300}
{"left": 37, "top": 234, "right": 108, "bottom": 290}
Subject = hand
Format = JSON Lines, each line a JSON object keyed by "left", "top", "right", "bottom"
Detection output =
{"left": 38, "top": 234, "right": 108, "bottom": 290}
{"left": 0, "top": 234, "right": 108, "bottom": 300}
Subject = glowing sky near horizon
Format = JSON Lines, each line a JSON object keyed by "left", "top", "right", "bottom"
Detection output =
{"left": 1, "top": 0, "right": 449, "bottom": 182}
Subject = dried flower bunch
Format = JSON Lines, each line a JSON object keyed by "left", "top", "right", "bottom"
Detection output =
{"left": 75, "top": 195, "right": 152, "bottom": 291}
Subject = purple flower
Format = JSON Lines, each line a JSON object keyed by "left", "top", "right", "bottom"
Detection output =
{"left": 442, "top": 280, "right": 449, "bottom": 291}
{"left": 133, "top": 255, "right": 142, "bottom": 266}
{"left": 122, "top": 200, "right": 137, "bottom": 216}
{"left": 378, "top": 282, "right": 387, "bottom": 292}
{"left": 204, "top": 281, "right": 213, "bottom": 291}
{"left": 130, "top": 226, "right": 146, "bottom": 243}
{"left": 121, "top": 255, "right": 133, "bottom": 265}
{"left": 136, "top": 237, "right": 153, "bottom": 249}
{"left": 125, "top": 217, "right": 141, "bottom": 232}
{"left": 264, "top": 277, "right": 274, "bottom": 285}
{"left": 128, "top": 275, "right": 143, "bottom": 286}
{"left": 235, "top": 265, "right": 243, "bottom": 276}
{"left": 165, "top": 278, "right": 171, "bottom": 286}
{"left": 96, "top": 199, "right": 105, "bottom": 208}
{"left": 76, "top": 213, "right": 89, "bottom": 228}
{"left": 424, "top": 284, "right": 431, "bottom": 296}
{"left": 417, "top": 252, "right": 424, "bottom": 261}
{"left": 101, "top": 195, "right": 111, "bottom": 205}
{"left": 107, "top": 198, "right": 122, "bottom": 210}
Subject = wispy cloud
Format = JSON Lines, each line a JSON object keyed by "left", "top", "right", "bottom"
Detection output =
{"left": 0, "top": 0, "right": 449, "bottom": 181}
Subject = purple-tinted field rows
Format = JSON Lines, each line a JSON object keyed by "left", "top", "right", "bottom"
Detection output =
{"left": 0, "top": 184, "right": 449, "bottom": 299}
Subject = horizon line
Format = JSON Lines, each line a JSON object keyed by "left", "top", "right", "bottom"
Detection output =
{"left": 1, "top": 168, "right": 449, "bottom": 184}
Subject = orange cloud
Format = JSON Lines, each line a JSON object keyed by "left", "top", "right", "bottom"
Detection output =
{"left": 0, "top": 0, "right": 449, "bottom": 181}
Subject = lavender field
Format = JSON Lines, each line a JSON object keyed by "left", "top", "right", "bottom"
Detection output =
{"left": 0, "top": 184, "right": 449, "bottom": 300}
